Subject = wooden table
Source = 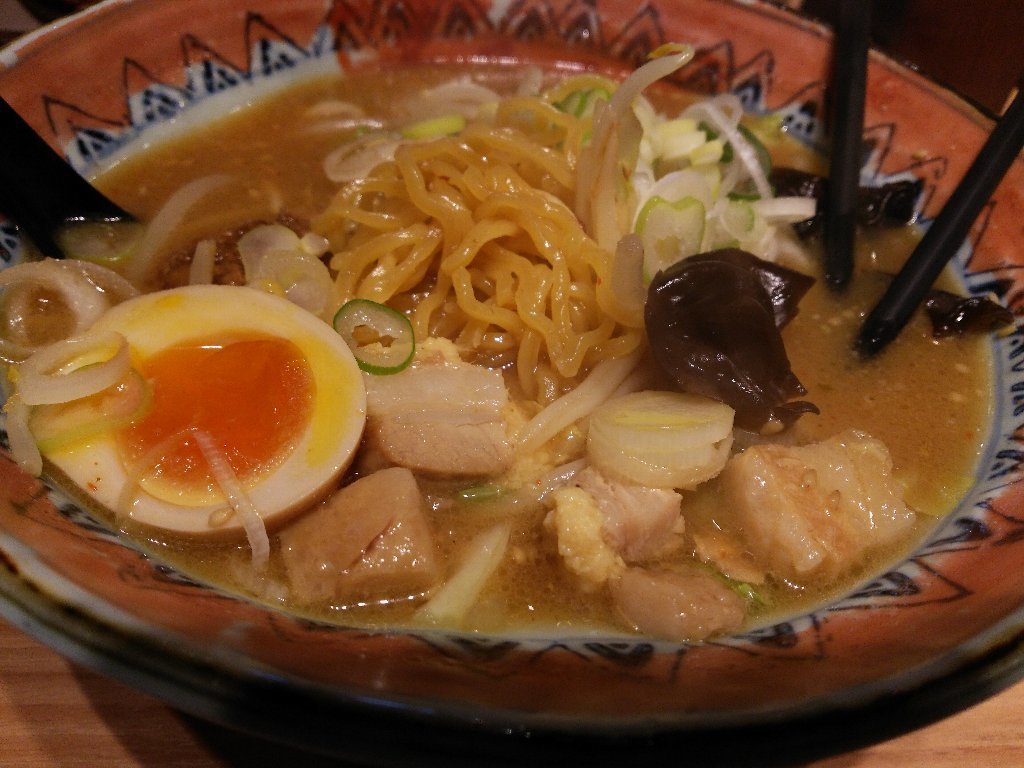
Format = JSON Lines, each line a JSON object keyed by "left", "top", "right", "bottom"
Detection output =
{"left": 1, "top": 616, "right": 1021, "bottom": 767}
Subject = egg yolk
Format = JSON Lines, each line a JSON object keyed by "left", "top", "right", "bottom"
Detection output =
{"left": 118, "top": 335, "right": 314, "bottom": 494}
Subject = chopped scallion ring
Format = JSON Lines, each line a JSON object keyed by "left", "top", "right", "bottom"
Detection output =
{"left": 401, "top": 114, "right": 466, "bottom": 140}
{"left": 332, "top": 299, "right": 415, "bottom": 375}
{"left": 555, "top": 87, "right": 611, "bottom": 117}
{"left": 456, "top": 483, "right": 505, "bottom": 502}
{"left": 635, "top": 195, "right": 707, "bottom": 281}
{"left": 55, "top": 220, "right": 145, "bottom": 266}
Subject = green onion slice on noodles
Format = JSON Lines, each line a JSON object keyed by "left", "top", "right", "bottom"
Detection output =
{"left": 332, "top": 299, "right": 415, "bottom": 375}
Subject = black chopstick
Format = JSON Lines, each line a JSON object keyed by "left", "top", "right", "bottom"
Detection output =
{"left": 856, "top": 82, "right": 1024, "bottom": 357}
{"left": 0, "top": 96, "right": 135, "bottom": 258}
{"left": 822, "top": 0, "right": 872, "bottom": 291}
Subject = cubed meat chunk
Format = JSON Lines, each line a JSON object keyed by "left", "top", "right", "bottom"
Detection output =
{"left": 362, "top": 342, "right": 512, "bottom": 478}
{"left": 574, "top": 466, "right": 684, "bottom": 562}
{"left": 716, "top": 429, "right": 916, "bottom": 582}
{"left": 278, "top": 467, "right": 440, "bottom": 606}
{"left": 545, "top": 467, "right": 684, "bottom": 589}
{"left": 610, "top": 566, "right": 746, "bottom": 641}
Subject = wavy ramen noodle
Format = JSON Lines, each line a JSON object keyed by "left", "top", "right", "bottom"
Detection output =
{"left": 314, "top": 90, "right": 642, "bottom": 400}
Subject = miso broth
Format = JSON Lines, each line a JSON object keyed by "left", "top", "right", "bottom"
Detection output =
{"left": 52, "top": 64, "right": 994, "bottom": 636}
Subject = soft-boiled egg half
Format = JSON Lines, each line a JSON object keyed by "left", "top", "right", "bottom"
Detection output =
{"left": 41, "top": 284, "right": 366, "bottom": 537}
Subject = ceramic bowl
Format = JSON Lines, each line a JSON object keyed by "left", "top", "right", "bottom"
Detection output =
{"left": 1, "top": 1, "right": 1023, "bottom": 765}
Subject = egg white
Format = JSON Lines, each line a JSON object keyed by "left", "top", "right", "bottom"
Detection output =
{"left": 44, "top": 284, "right": 366, "bottom": 537}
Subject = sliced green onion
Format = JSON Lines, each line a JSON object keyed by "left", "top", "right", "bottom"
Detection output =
{"left": 703, "top": 564, "right": 768, "bottom": 607}
{"left": 744, "top": 112, "right": 786, "bottom": 153}
{"left": 55, "top": 220, "right": 145, "bottom": 267}
{"left": 696, "top": 122, "right": 771, "bottom": 176}
{"left": 688, "top": 137, "right": 725, "bottom": 166}
{"left": 31, "top": 368, "right": 151, "bottom": 453}
{"left": 456, "top": 483, "right": 505, "bottom": 502}
{"left": 555, "top": 87, "right": 611, "bottom": 117}
{"left": 698, "top": 121, "right": 724, "bottom": 157}
{"left": 720, "top": 199, "right": 757, "bottom": 237}
{"left": 635, "top": 195, "right": 706, "bottom": 281}
{"left": 401, "top": 114, "right": 466, "bottom": 140}
{"left": 586, "top": 389, "right": 735, "bottom": 489}
{"left": 651, "top": 118, "right": 703, "bottom": 161}
{"left": 731, "top": 581, "right": 765, "bottom": 606}
{"left": 333, "top": 299, "right": 415, "bottom": 375}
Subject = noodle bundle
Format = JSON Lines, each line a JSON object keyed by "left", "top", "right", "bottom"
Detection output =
{"left": 313, "top": 85, "right": 644, "bottom": 401}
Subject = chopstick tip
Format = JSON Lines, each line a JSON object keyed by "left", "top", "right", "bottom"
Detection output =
{"left": 854, "top": 317, "right": 897, "bottom": 358}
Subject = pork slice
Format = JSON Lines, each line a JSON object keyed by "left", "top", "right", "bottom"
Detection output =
{"left": 278, "top": 466, "right": 440, "bottom": 606}
{"left": 610, "top": 566, "right": 746, "bottom": 641}
{"left": 574, "top": 466, "right": 684, "bottom": 563}
{"left": 717, "top": 429, "right": 916, "bottom": 582}
{"left": 363, "top": 353, "right": 513, "bottom": 478}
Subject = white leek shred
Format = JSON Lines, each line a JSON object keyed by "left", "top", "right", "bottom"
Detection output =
{"left": 754, "top": 196, "right": 818, "bottom": 223}
{"left": 682, "top": 94, "right": 771, "bottom": 200}
{"left": 16, "top": 331, "right": 130, "bottom": 406}
{"left": 188, "top": 239, "right": 217, "bottom": 285}
{"left": 125, "top": 174, "right": 233, "bottom": 286}
{"left": 115, "top": 428, "right": 194, "bottom": 518}
{"left": 773, "top": 227, "right": 817, "bottom": 274}
{"left": 532, "top": 459, "right": 587, "bottom": 504}
{"left": 416, "top": 520, "right": 512, "bottom": 626}
{"left": 3, "top": 394, "right": 41, "bottom": 476}
{"left": 303, "top": 116, "right": 385, "bottom": 136}
{"left": 577, "top": 95, "right": 630, "bottom": 251}
{"left": 516, "top": 350, "right": 642, "bottom": 455}
{"left": 191, "top": 429, "right": 270, "bottom": 573}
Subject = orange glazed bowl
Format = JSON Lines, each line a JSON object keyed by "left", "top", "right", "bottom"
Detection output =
{"left": 0, "top": 1, "right": 1022, "bottom": 765}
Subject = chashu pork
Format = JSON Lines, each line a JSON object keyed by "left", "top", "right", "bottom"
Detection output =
{"left": 361, "top": 341, "right": 513, "bottom": 478}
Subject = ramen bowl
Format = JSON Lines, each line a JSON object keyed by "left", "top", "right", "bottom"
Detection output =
{"left": 1, "top": 1, "right": 1023, "bottom": 765}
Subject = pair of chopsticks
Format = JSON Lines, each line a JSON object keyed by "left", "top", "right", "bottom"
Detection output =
{"left": 856, "top": 83, "right": 1024, "bottom": 355}
{"left": 821, "top": 1, "right": 1024, "bottom": 356}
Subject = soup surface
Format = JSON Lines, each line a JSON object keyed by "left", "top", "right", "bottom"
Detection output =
{"left": 7, "top": 61, "right": 993, "bottom": 639}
